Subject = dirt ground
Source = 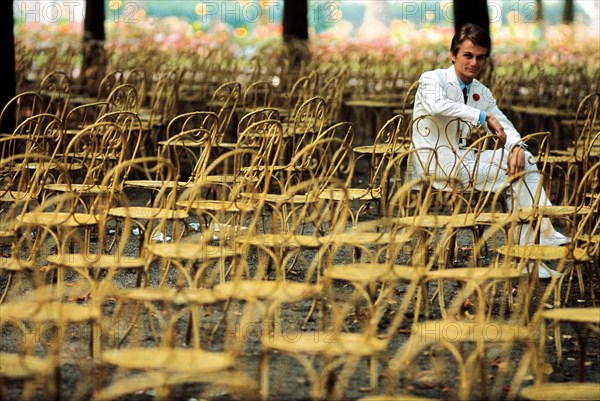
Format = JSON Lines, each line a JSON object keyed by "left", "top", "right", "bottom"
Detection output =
{"left": 1, "top": 183, "right": 599, "bottom": 401}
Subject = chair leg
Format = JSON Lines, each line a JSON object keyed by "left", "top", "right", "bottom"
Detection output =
{"left": 0, "top": 272, "right": 12, "bottom": 303}
{"left": 260, "top": 350, "right": 269, "bottom": 401}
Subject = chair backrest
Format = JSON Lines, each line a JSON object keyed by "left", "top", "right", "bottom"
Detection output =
{"left": 160, "top": 112, "right": 218, "bottom": 178}
{"left": 180, "top": 148, "right": 269, "bottom": 219}
{"left": 97, "top": 70, "right": 124, "bottom": 101}
{"left": 209, "top": 81, "right": 242, "bottom": 142}
{"left": 99, "top": 155, "right": 178, "bottom": 210}
{"left": 264, "top": 176, "right": 350, "bottom": 240}
{"left": 125, "top": 67, "right": 148, "bottom": 110}
{"left": 402, "top": 80, "right": 419, "bottom": 116}
{"left": 237, "top": 119, "right": 284, "bottom": 175}
{"left": 0, "top": 141, "right": 60, "bottom": 203}
{"left": 570, "top": 160, "right": 600, "bottom": 260}
{"left": 518, "top": 131, "right": 551, "bottom": 173}
{"left": 410, "top": 114, "right": 443, "bottom": 149}
{"left": 284, "top": 73, "right": 319, "bottom": 120}
{"left": 165, "top": 111, "right": 219, "bottom": 143}
{"left": 63, "top": 101, "right": 109, "bottom": 130}
{"left": 106, "top": 83, "right": 139, "bottom": 112}
{"left": 365, "top": 114, "right": 404, "bottom": 189}
{"left": 431, "top": 118, "right": 505, "bottom": 201}
{"left": 0, "top": 91, "right": 44, "bottom": 133}
{"left": 97, "top": 111, "right": 144, "bottom": 164}
{"left": 237, "top": 107, "right": 280, "bottom": 135}
{"left": 289, "top": 135, "right": 355, "bottom": 192}
{"left": 242, "top": 80, "right": 274, "bottom": 111}
{"left": 573, "top": 92, "right": 600, "bottom": 161}
{"left": 319, "top": 72, "right": 347, "bottom": 125}
{"left": 11, "top": 113, "right": 64, "bottom": 159}
{"left": 382, "top": 147, "right": 442, "bottom": 219}
{"left": 288, "top": 96, "right": 327, "bottom": 158}
{"left": 571, "top": 158, "right": 600, "bottom": 215}
{"left": 60, "top": 121, "right": 126, "bottom": 187}
{"left": 148, "top": 70, "right": 180, "bottom": 128}
{"left": 39, "top": 70, "right": 71, "bottom": 120}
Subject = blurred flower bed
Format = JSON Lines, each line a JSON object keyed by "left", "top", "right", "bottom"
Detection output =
{"left": 14, "top": 11, "right": 599, "bottom": 99}
{"left": 15, "top": 14, "right": 599, "bottom": 67}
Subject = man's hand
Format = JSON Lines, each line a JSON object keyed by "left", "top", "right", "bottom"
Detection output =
{"left": 508, "top": 146, "right": 525, "bottom": 176}
{"left": 485, "top": 113, "right": 507, "bottom": 146}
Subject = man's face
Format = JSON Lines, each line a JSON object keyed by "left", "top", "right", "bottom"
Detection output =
{"left": 451, "top": 39, "right": 488, "bottom": 84}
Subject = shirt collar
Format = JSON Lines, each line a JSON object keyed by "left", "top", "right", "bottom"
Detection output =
{"left": 455, "top": 73, "right": 471, "bottom": 93}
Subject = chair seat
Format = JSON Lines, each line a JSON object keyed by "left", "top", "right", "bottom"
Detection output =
{"left": 0, "top": 190, "right": 32, "bottom": 202}
{"left": 425, "top": 266, "right": 526, "bottom": 281}
{"left": 44, "top": 183, "right": 112, "bottom": 194}
{"left": 124, "top": 179, "right": 188, "bottom": 190}
{"left": 413, "top": 319, "right": 538, "bottom": 343}
{"left": 157, "top": 139, "right": 208, "bottom": 148}
{"left": 0, "top": 353, "right": 54, "bottom": 378}
{"left": 395, "top": 214, "right": 478, "bottom": 229}
{"left": 519, "top": 383, "right": 600, "bottom": 400}
{"left": 202, "top": 174, "right": 261, "bottom": 184}
{"left": 333, "top": 230, "right": 412, "bottom": 246}
{"left": 147, "top": 242, "right": 240, "bottom": 260}
{"left": 510, "top": 105, "right": 569, "bottom": 118}
{"left": 39, "top": 159, "right": 86, "bottom": 171}
{"left": 114, "top": 287, "right": 219, "bottom": 305}
{"left": 241, "top": 192, "right": 317, "bottom": 204}
{"left": 0, "top": 301, "right": 100, "bottom": 322}
{"left": 213, "top": 280, "right": 323, "bottom": 302}
{"left": 180, "top": 199, "right": 257, "bottom": 213}
{"left": 0, "top": 229, "right": 15, "bottom": 239}
{"left": 546, "top": 154, "right": 576, "bottom": 163}
{"left": 325, "top": 263, "right": 424, "bottom": 284}
{"left": 109, "top": 206, "right": 188, "bottom": 220}
{"left": 577, "top": 233, "right": 600, "bottom": 245}
{"left": 212, "top": 141, "right": 237, "bottom": 150}
{"left": 538, "top": 205, "right": 592, "bottom": 217}
{"left": 101, "top": 348, "right": 235, "bottom": 372}
{"left": 17, "top": 212, "right": 101, "bottom": 228}
{"left": 281, "top": 121, "right": 321, "bottom": 136}
{"left": 262, "top": 332, "right": 387, "bottom": 357}
{"left": 318, "top": 187, "right": 381, "bottom": 201}
{"left": 94, "top": 370, "right": 256, "bottom": 401}
{"left": 358, "top": 395, "right": 442, "bottom": 401}
{"left": 237, "top": 233, "right": 324, "bottom": 248}
{"left": 24, "top": 161, "right": 63, "bottom": 171}
{"left": 344, "top": 99, "right": 402, "bottom": 109}
{"left": 46, "top": 253, "right": 144, "bottom": 269}
{"left": 542, "top": 307, "right": 600, "bottom": 325}
{"left": 496, "top": 244, "right": 591, "bottom": 262}
{"left": 0, "top": 256, "right": 40, "bottom": 272}
{"left": 353, "top": 143, "right": 405, "bottom": 155}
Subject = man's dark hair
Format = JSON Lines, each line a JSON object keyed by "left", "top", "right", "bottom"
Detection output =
{"left": 450, "top": 23, "right": 491, "bottom": 57}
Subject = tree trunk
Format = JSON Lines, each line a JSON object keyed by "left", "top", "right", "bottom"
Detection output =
{"left": 0, "top": 1, "right": 16, "bottom": 132}
{"left": 535, "top": 0, "right": 544, "bottom": 22}
{"left": 453, "top": 0, "right": 490, "bottom": 35}
{"left": 283, "top": 0, "right": 308, "bottom": 42}
{"left": 81, "top": 0, "right": 107, "bottom": 96}
{"left": 563, "top": 0, "right": 574, "bottom": 24}
{"left": 282, "top": 0, "right": 309, "bottom": 72}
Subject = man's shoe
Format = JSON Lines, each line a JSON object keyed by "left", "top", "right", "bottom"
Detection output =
{"left": 540, "top": 232, "right": 571, "bottom": 246}
{"left": 520, "top": 262, "right": 563, "bottom": 280}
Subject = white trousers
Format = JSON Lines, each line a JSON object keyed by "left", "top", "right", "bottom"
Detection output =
{"left": 455, "top": 148, "right": 551, "bottom": 209}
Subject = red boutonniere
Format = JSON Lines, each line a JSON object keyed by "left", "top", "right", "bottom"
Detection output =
{"left": 473, "top": 93, "right": 480, "bottom": 101}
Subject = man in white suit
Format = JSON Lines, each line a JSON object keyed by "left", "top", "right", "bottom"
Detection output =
{"left": 411, "top": 23, "right": 568, "bottom": 277}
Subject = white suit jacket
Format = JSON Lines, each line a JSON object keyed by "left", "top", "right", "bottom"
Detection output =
{"left": 411, "top": 65, "right": 522, "bottom": 178}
